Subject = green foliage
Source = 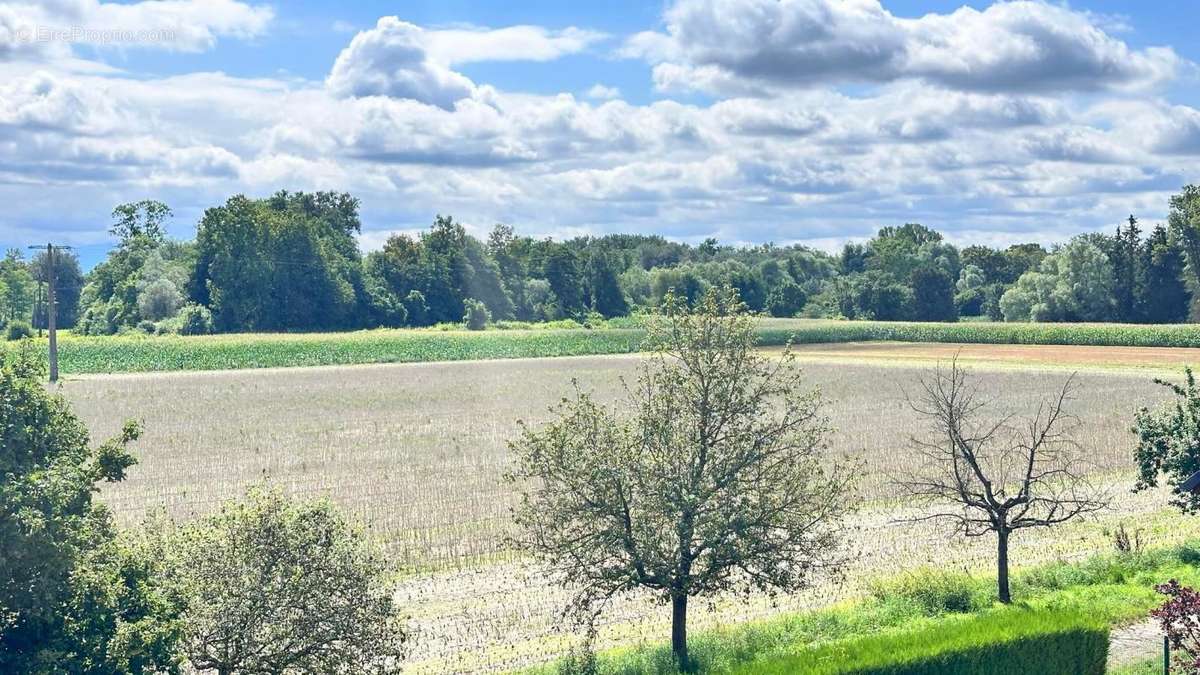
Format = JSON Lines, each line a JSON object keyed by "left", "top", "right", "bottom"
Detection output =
{"left": 31, "top": 248, "right": 84, "bottom": 329}
{"left": 536, "top": 540, "right": 1200, "bottom": 675}
{"left": 868, "top": 569, "right": 988, "bottom": 615}
{"left": 1141, "top": 224, "right": 1190, "bottom": 323}
{"left": 154, "top": 486, "right": 408, "bottom": 674}
{"left": 176, "top": 303, "right": 214, "bottom": 336}
{"left": 110, "top": 200, "right": 172, "bottom": 244}
{"left": 0, "top": 249, "right": 35, "bottom": 324}
{"left": 1133, "top": 367, "right": 1200, "bottom": 513}
{"left": 464, "top": 297, "right": 491, "bottom": 330}
{"left": 194, "top": 191, "right": 362, "bottom": 332}
{"left": 0, "top": 343, "right": 174, "bottom": 672}
{"left": 78, "top": 235, "right": 195, "bottom": 336}
{"left": 728, "top": 609, "right": 1108, "bottom": 675}
{"left": 5, "top": 319, "right": 32, "bottom": 341}
{"left": 909, "top": 267, "right": 957, "bottom": 322}
{"left": 72, "top": 187, "right": 1200, "bottom": 338}
{"left": 508, "top": 288, "right": 855, "bottom": 668}
{"left": 765, "top": 281, "right": 806, "bottom": 317}
{"left": 545, "top": 244, "right": 586, "bottom": 316}
{"left": 1001, "top": 236, "right": 1114, "bottom": 322}
{"left": 586, "top": 252, "right": 630, "bottom": 318}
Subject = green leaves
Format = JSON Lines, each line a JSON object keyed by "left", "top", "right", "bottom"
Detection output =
{"left": 153, "top": 486, "right": 408, "bottom": 674}
{"left": 0, "top": 332, "right": 163, "bottom": 672}
{"left": 508, "top": 286, "right": 855, "bottom": 664}
{"left": 1133, "top": 367, "right": 1200, "bottom": 513}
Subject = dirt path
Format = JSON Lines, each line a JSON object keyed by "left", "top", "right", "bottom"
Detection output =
{"left": 780, "top": 341, "right": 1200, "bottom": 372}
{"left": 1110, "top": 618, "right": 1163, "bottom": 669}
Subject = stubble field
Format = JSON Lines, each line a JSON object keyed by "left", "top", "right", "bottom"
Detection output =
{"left": 57, "top": 345, "right": 1200, "bottom": 672}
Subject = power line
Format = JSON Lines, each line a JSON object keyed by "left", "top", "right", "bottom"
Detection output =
{"left": 28, "top": 243, "right": 72, "bottom": 383}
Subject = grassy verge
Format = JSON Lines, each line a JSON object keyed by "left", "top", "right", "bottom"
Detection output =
{"left": 19, "top": 318, "right": 1200, "bottom": 375}
{"left": 728, "top": 609, "right": 1108, "bottom": 675}
{"left": 530, "top": 542, "right": 1200, "bottom": 675}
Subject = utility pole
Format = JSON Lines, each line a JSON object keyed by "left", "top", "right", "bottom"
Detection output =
{"left": 28, "top": 243, "right": 72, "bottom": 382}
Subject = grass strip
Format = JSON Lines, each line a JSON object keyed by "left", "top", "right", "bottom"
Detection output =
{"left": 726, "top": 608, "right": 1108, "bottom": 675}
{"left": 530, "top": 541, "right": 1200, "bottom": 675}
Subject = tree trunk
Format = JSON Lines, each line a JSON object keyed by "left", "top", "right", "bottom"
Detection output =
{"left": 671, "top": 592, "right": 689, "bottom": 671}
{"left": 997, "top": 528, "right": 1011, "bottom": 604}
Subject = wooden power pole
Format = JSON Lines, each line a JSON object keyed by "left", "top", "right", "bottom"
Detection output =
{"left": 29, "top": 243, "right": 72, "bottom": 382}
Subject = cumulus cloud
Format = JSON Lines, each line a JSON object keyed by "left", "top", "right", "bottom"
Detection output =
{"left": 326, "top": 18, "right": 604, "bottom": 109}
{"left": 630, "top": 0, "right": 1182, "bottom": 96}
{"left": 327, "top": 17, "right": 476, "bottom": 109}
{"left": 3, "top": 6, "right": 1200, "bottom": 255}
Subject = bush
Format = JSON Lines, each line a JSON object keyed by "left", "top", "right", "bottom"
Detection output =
{"left": 6, "top": 320, "right": 33, "bottom": 341}
{"left": 463, "top": 298, "right": 490, "bottom": 330}
{"left": 177, "top": 303, "right": 214, "bottom": 336}
{"left": 1153, "top": 580, "right": 1200, "bottom": 672}
{"left": 158, "top": 486, "right": 408, "bottom": 674}
{"left": 731, "top": 609, "right": 1108, "bottom": 675}
{"left": 137, "top": 319, "right": 157, "bottom": 334}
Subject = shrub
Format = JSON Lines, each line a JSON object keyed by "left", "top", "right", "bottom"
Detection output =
{"left": 5, "top": 320, "right": 32, "bottom": 341}
{"left": 177, "top": 303, "right": 214, "bottom": 336}
{"left": 137, "top": 319, "right": 157, "bottom": 334}
{"left": 731, "top": 609, "right": 1109, "bottom": 675}
{"left": 1153, "top": 580, "right": 1200, "bottom": 672}
{"left": 159, "top": 486, "right": 409, "bottom": 674}
{"left": 582, "top": 311, "right": 607, "bottom": 329}
{"left": 463, "top": 298, "right": 490, "bottom": 330}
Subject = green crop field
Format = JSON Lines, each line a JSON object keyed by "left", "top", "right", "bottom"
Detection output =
{"left": 21, "top": 319, "right": 1200, "bottom": 375}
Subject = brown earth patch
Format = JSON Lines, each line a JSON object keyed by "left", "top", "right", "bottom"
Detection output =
{"left": 779, "top": 341, "right": 1200, "bottom": 371}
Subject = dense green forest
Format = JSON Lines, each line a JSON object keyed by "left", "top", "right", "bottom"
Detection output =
{"left": 8, "top": 185, "right": 1200, "bottom": 336}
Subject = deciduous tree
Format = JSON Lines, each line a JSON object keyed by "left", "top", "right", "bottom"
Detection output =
{"left": 0, "top": 343, "right": 175, "bottom": 672}
{"left": 1133, "top": 368, "right": 1200, "bottom": 513}
{"left": 507, "top": 288, "right": 855, "bottom": 669}
{"left": 899, "top": 359, "right": 1108, "bottom": 603}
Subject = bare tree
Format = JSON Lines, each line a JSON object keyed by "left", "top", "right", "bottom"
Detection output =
{"left": 506, "top": 288, "right": 856, "bottom": 669}
{"left": 898, "top": 359, "right": 1108, "bottom": 603}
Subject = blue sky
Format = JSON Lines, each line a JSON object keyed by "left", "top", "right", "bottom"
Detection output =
{"left": 2, "top": 0, "right": 1200, "bottom": 269}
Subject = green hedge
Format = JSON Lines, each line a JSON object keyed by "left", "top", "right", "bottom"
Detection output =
{"left": 727, "top": 609, "right": 1108, "bottom": 675}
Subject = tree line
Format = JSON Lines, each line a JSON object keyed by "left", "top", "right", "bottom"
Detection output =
{"left": 8, "top": 184, "right": 1198, "bottom": 337}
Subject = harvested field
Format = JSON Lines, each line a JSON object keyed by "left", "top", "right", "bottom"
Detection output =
{"left": 59, "top": 350, "right": 1199, "bottom": 672}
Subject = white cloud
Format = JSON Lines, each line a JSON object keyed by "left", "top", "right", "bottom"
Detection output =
{"left": 326, "top": 17, "right": 477, "bottom": 109}
{"left": 2, "top": 6, "right": 1199, "bottom": 254}
{"left": 585, "top": 83, "right": 620, "bottom": 100}
{"left": 326, "top": 18, "right": 605, "bottom": 109}
{"left": 424, "top": 25, "right": 605, "bottom": 65}
{"left": 630, "top": 0, "right": 1182, "bottom": 96}
{"left": 0, "top": 0, "right": 272, "bottom": 58}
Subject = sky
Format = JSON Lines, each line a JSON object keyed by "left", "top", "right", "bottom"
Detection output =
{"left": 2, "top": 1, "right": 1200, "bottom": 269}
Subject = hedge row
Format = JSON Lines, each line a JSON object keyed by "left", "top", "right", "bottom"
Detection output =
{"left": 727, "top": 609, "right": 1109, "bottom": 675}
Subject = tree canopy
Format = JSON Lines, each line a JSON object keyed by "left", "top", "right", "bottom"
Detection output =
{"left": 60, "top": 184, "right": 1200, "bottom": 336}
{"left": 507, "top": 287, "right": 855, "bottom": 668}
